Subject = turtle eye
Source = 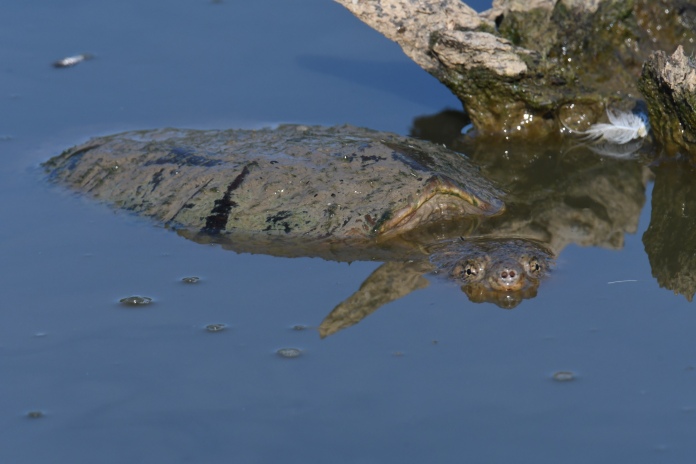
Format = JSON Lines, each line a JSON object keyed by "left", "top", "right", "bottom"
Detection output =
{"left": 527, "top": 258, "right": 542, "bottom": 276}
{"left": 451, "top": 259, "right": 483, "bottom": 281}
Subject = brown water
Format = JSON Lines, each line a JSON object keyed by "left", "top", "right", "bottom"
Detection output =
{"left": 1, "top": 1, "right": 695, "bottom": 463}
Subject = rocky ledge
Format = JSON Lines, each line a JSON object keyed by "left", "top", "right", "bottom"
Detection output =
{"left": 640, "top": 45, "right": 696, "bottom": 159}
{"left": 336, "top": 0, "right": 696, "bottom": 138}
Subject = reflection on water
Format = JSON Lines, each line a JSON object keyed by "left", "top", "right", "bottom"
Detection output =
{"left": 5, "top": 1, "right": 695, "bottom": 462}
{"left": 458, "top": 135, "right": 650, "bottom": 257}
{"left": 317, "top": 237, "right": 553, "bottom": 337}
{"left": 43, "top": 109, "right": 693, "bottom": 337}
{"left": 43, "top": 122, "right": 557, "bottom": 335}
{"left": 644, "top": 160, "right": 696, "bottom": 301}
{"left": 413, "top": 109, "right": 651, "bottom": 256}
{"left": 413, "top": 108, "right": 696, "bottom": 304}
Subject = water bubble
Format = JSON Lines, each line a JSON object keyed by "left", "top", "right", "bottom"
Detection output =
{"left": 205, "top": 324, "right": 226, "bottom": 333}
{"left": 552, "top": 371, "right": 575, "bottom": 382}
{"left": 119, "top": 296, "right": 153, "bottom": 306}
{"left": 276, "top": 348, "right": 302, "bottom": 358}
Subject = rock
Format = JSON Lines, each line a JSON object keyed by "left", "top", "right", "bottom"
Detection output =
{"left": 336, "top": 0, "right": 696, "bottom": 136}
{"left": 639, "top": 45, "right": 696, "bottom": 158}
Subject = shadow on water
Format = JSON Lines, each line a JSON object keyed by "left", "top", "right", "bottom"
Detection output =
{"left": 42, "top": 109, "right": 696, "bottom": 336}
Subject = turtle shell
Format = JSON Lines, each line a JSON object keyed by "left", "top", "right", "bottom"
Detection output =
{"left": 44, "top": 124, "right": 504, "bottom": 242}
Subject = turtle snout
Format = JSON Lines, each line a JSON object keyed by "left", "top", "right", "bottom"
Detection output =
{"left": 499, "top": 267, "right": 520, "bottom": 286}
{"left": 489, "top": 263, "right": 525, "bottom": 291}
{"left": 500, "top": 268, "right": 518, "bottom": 283}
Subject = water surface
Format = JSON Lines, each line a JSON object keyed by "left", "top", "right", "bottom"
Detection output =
{"left": 1, "top": 1, "right": 695, "bottom": 463}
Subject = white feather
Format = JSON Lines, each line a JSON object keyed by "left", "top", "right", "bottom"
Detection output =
{"left": 575, "top": 108, "right": 649, "bottom": 144}
{"left": 584, "top": 138, "right": 644, "bottom": 159}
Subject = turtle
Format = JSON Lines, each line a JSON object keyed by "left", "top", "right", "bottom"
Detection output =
{"left": 43, "top": 124, "right": 553, "bottom": 336}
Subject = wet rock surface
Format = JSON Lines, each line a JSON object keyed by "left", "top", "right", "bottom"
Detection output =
{"left": 640, "top": 45, "right": 696, "bottom": 158}
{"left": 336, "top": 0, "right": 696, "bottom": 136}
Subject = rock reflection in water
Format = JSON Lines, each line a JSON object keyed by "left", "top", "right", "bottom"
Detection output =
{"left": 643, "top": 160, "right": 696, "bottom": 301}
{"left": 414, "top": 110, "right": 651, "bottom": 257}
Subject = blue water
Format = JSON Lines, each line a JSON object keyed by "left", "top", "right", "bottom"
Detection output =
{"left": 1, "top": 1, "right": 695, "bottom": 463}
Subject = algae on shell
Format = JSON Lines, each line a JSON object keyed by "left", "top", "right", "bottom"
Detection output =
{"left": 44, "top": 124, "right": 505, "bottom": 259}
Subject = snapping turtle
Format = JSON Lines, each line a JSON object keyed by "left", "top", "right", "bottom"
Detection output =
{"left": 45, "top": 124, "right": 503, "bottom": 240}
{"left": 44, "top": 124, "right": 553, "bottom": 335}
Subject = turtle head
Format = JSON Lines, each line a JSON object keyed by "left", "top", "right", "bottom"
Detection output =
{"left": 437, "top": 239, "right": 551, "bottom": 309}
{"left": 377, "top": 174, "right": 505, "bottom": 237}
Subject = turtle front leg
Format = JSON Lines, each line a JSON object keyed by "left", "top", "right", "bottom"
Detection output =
{"left": 319, "top": 261, "right": 432, "bottom": 338}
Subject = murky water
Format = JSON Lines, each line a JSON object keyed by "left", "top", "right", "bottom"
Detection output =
{"left": 2, "top": 1, "right": 695, "bottom": 463}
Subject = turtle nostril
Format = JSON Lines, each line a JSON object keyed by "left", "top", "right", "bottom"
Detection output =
{"left": 509, "top": 270, "right": 516, "bottom": 278}
{"left": 501, "top": 271, "right": 508, "bottom": 278}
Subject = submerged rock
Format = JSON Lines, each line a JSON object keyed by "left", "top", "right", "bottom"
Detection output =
{"left": 205, "top": 323, "right": 227, "bottom": 332}
{"left": 119, "top": 296, "right": 153, "bottom": 306}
